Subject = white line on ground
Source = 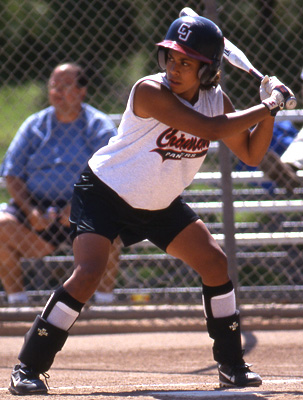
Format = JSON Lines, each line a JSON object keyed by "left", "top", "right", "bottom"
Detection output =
{"left": 263, "top": 378, "right": 303, "bottom": 384}
{"left": 151, "top": 391, "right": 259, "bottom": 398}
{"left": 1, "top": 377, "right": 302, "bottom": 392}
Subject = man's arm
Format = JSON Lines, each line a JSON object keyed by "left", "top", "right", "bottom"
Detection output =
{"left": 6, "top": 176, "right": 51, "bottom": 231}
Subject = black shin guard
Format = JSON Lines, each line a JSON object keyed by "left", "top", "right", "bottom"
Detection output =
{"left": 206, "top": 311, "right": 244, "bottom": 365}
{"left": 18, "top": 315, "right": 68, "bottom": 373}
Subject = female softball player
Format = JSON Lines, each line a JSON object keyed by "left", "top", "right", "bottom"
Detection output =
{"left": 9, "top": 15, "right": 293, "bottom": 395}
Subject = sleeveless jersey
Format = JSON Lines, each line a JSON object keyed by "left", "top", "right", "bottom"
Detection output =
{"left": 89, "top": 73, "right": 224, "bottom": 210}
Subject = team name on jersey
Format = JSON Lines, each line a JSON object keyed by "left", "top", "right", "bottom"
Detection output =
{"left": 151, "top": 127, "right": 209, "bottom": 161}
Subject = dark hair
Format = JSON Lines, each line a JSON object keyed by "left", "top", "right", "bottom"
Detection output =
{"left": 200, "top": 70, "right": 221, "bottom": 90}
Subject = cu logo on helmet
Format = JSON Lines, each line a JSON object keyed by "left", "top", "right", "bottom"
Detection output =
{"left": 177, "top": 23, "right": 192, "bottom": 42}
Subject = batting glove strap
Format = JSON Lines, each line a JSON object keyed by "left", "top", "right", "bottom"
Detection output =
{"left": 274, "top": 84, "right": 294, "bottom": 100}
{"left": 262, "top": 90, "right": 284, "bottom": 116}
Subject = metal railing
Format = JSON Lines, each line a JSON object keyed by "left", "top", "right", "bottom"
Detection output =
{"left": 0, "top": 0, "right": 302, "bottom": 307}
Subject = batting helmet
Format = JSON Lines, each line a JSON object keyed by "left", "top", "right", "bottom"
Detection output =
{"left": 156, "top": 16, "right": 224, "bottom": 85}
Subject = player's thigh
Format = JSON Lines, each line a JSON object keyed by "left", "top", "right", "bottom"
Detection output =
{"left": 166, "top": 219, "right": 229, "bottom": 285}
{"left": 0, "top": 212, "right": 54, "bottom": 257}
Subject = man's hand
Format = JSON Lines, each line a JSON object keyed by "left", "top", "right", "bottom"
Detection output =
{"left": 58, "top": 204, "right": 71, "bottom": 227}
{"left": 28, "top": 207, "right": 52, "bottom": 231}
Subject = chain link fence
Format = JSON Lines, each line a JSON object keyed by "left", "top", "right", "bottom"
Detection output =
{"left": 0, "top": 0, "right": 303, "bottom": 307}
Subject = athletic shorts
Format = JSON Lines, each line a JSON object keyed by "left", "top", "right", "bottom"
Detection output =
{"left": 1, "top": 200, "right": 71, "bottom": 248}
{"left": 70, "top": 167, "right": 199, "bottom": 251}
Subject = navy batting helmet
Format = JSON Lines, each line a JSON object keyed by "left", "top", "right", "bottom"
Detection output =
{"left": 156, "top": 16, "right": 224, "bottom": 85}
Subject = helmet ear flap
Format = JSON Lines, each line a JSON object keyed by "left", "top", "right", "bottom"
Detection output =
{"left": 157, "top": 48, "right": 167, "bottom": 70}
{"left": 198, "top": 65, "right": 214, "bottom": 85}
{"left": 199, "top": 62, "right": 220, "bottom": 85}
{"left": 198, "top": 65, "right": 207, "bottom": 81}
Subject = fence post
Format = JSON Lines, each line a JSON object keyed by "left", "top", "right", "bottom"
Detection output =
{"left": 218, "top": 143, "right": 239, "bottom": 294}
{"left": 204, "top": 0, "right": 239, "bottom": 299}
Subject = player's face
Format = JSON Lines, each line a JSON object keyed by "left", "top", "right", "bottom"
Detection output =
{"left": 48, "top": 66, "right": 85, "bottom": 113}
{"left": 166, "top": 49, "right": 201, "bottom": 103}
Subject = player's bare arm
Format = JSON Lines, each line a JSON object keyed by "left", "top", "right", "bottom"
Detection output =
{"left": 222, "top": 93, "right": 275, "bottom": 166}
{"left": 133, "top": 79, "right": 272, "bottom": 142}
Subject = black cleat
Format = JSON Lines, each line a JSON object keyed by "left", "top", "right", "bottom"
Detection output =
{"left": 218, "top": 362, "right": 262, "bottom": 388}
{"left": 8, "top": 364, "right": 48, "bottom": 395}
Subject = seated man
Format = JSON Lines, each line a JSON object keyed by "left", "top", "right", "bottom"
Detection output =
{"left": 258, "top": 121, "right": 301, "bottom": 192}
{"left": 236, "top": 120, "right": 301, "bottom": 192}
{"left": 0, "top": 62, "right": 119, "bottom": 304}
{"left": 280, "top": 126, "right": 303, "bottom": 171}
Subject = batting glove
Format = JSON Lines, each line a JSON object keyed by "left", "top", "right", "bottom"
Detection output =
{"left": 261, "top": 75, "right": 295, "bottom": 113}
{"left": 260, "top": 75, "right": 288, "bottom": 99}
{"left": 262, "top": 90, "right": 285, "bottom": 116}
{"left": 259, "top": 75, "right": 271, "bottom": 101}
{"left": 261, "top": 76, "right": 295, "bottom": 116}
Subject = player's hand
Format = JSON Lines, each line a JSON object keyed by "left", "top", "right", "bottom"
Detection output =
{"left": 259, "top": 75, "right": 271, "bottom": 101}
{"left": 260, "top": 75, "right": 284, "bottom": 95}
{"left": 261, "top": 76, "right": 295, "bottom": 115}
{"left": 262, "top": 92, "right": 284, "bottom": 116}
{"left": 260, "top": 75, "right": 286, "bottom": 99}
{"left": 260, "top": 75, "right": 294, "bottom": 105}
{"left": 272, "top": 83, "right": 295, "bottom": 110}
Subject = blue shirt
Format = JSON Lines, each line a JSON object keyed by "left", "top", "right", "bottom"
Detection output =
{"left": 1, "top": 103, "right": 117, "bottom": 205}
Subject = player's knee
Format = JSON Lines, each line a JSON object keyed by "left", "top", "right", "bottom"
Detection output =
{"left": 198, "top": 247, "right": 228, "bottom": 280}
{"left": 215, "top": 250, "right": 229, "bottom": 274}
{"left": 0, "top": 216, "right": 20, "bottom": 242}
{"left": 71, "top": 263, "right": 105, "bottom": 291}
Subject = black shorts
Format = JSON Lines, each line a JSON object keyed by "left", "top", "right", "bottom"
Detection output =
{"left": 70, "top": 167, "right": 199, "bottom": 251}
{"left": 2, "top": 200, "right": 71, "bottom": 248}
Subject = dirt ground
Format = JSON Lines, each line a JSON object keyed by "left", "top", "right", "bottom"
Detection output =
{"left": 1, "top": 328, "right": 303, "bottom": 400}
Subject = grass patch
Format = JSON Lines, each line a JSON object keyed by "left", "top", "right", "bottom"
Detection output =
{"left": 0, "top": 82, "right": 46, "bottom": 202}
{"left": 0, "top": 81, "right": 46, "bottom": 161}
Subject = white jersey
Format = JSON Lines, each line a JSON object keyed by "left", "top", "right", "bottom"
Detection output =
{"left": 89, "top": 73, "right": 224, "bottom": 210}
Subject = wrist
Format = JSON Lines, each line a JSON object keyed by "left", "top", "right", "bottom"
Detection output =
{"left": 25, "top": 206, "right": 36, "bottom": 219}
{"left": 262, "top": 98, "right": 282, "bottom": 117}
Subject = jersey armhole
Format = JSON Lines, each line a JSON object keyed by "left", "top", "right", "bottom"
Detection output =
{"left": 131, "top": 78, "right": 165, "bottom": 120}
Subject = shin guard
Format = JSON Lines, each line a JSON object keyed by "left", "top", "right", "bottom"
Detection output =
{"left": 206, "top": 311, "right": 244, "bottom": 365}
{"left": 18, "top": 315, "right": 68, "bottom": 373}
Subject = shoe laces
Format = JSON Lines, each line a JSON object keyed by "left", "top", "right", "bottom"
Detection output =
{"left": 41, "top": 372, "right": 50, "bottom": 390}
{"left": 233, "top": 362, "right": 253, "bottom": 374}
{"left": 19, "top": 366, "right": 50, "bottom": 389}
